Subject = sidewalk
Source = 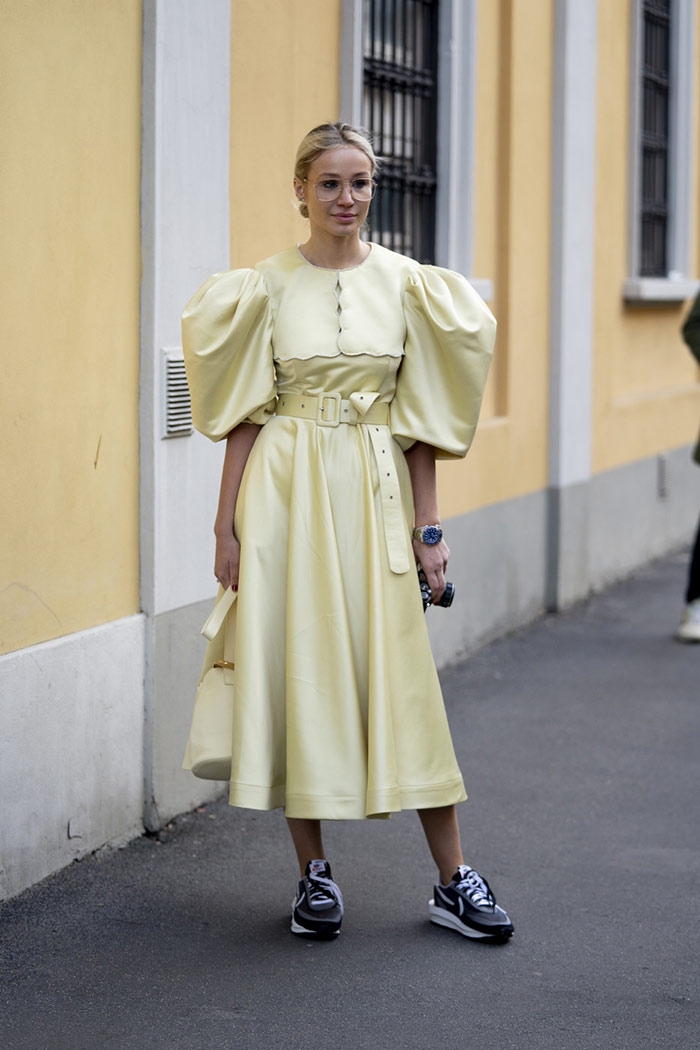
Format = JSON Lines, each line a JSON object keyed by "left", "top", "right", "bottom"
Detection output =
{"left": 1, "top": 551, "right": 698, "bottom": 1050}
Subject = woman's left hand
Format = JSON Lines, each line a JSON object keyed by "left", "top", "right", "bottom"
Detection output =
{"left": 413, "top": 537, "right": 450, "bottom": 604}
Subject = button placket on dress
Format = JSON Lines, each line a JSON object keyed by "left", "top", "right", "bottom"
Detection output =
{"left": 323, "top": 274, "right": 411, "bottom": 575}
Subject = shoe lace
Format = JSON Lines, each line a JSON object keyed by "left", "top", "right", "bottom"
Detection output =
{"left": 307, "top": 874, "right": 343, "bottom": 909}
{"left": 454, "top": 867, "right": 494, "bottom": 909}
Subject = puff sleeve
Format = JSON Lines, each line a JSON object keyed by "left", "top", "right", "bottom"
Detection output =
{"left": 181, "top": 268, "right": 277, "bottom": 442}
{"left": 391, "top": 266, "right": 496, "bottom": 459}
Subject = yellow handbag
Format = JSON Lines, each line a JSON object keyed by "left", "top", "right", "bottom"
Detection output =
{"left": 182, "top": 587, "right": 237, "bottom": 781}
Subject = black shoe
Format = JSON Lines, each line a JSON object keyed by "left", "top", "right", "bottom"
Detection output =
{"left": 291, "top": 859, "right": 343, "bottom": 938}
{"left": 429, "top": 864, "right": 514, "bottom": 941}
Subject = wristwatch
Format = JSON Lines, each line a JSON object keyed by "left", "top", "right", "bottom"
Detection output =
{"left": 412, "top": 523, "right": 443, "bottom": 546}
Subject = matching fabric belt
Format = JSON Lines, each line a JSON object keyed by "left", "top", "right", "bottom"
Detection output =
{"left": 276, "top": 391, "right": 389, "bottom": 427}
{"left": 275, "top": 391, "right": 411, "bottom": 574}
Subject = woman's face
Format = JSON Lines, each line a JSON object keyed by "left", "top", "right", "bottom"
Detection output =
{"left": 295, "top": 146, "right": 373, "bottom": 240}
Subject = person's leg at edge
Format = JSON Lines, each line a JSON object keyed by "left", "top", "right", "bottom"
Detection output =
{"left": 286, "top": 817, "right": 325, "bottom": 875}
{"left": 418, "top": 804, "right": 464, "bottom": 884}
{"left": 685, "top": 512, "right": 700, "bottom": 603}
{"left": 677, "top": 514, "right": 700, "bottom": 641}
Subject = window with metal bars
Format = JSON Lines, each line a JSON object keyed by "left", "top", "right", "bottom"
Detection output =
{"left": 639, "top": 0, "right": 670, "bottom": 277}
{"left": 362, "top": 0, "right": 439, "bottom": 263}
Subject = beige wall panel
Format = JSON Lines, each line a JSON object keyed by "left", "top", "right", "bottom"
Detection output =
{"left": 442, "top": 0, "right": 554, "bottom": 518}
{"left": 0, "top": 1, "right": 142, "bottom": 655}
{"left": 472, "top": 0, "right": 501, "bottom": 427}
{"left": 472, "top": 0, "right": 500, "bottom": 295}
{"left": 438, "top": 419, "right": 516, "bottom": 520}
{"left": 592, "top": 0, "right": 700, "bottom": 474}
{"left": 229, "top": 0, "right": 342, "bottom": 267}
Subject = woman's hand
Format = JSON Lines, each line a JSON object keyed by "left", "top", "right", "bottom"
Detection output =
{"left": 413, "top": 537, "right": 450, "bottom": 604}
{"left": 214, "top": 531, "right": 240, "bottom": 592}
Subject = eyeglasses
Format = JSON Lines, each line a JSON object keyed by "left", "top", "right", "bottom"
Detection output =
{"left": 304, "top": 177, "right": 376, "bottom": 202}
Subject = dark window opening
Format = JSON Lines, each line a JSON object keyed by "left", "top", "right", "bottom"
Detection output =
{"left": 362, "top": 0, "right": 439, "bottom": 263}
{"left": 639, "top": 0, "right": 671, "bottom": 276}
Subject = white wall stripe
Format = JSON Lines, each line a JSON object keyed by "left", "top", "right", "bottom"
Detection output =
{"left": 140, "top": 0, "right": 231, "bottom": 620}
{"left": 140, "top": 0, "right": 233, "bottom": 828}
{"left": 548, "top": 0, "right": 598, "bottom": 489}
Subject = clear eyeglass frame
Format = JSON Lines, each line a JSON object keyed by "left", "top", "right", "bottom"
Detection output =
{"left": 304, "top": 177, "right": 376, "bottom": 203}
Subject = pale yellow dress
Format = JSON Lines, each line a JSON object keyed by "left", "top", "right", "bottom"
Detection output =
{"left": 181, "top": 243, "right": 495, "bottom": 820}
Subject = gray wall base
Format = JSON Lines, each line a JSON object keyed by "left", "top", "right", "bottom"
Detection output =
{"left": 146, "top": 597, "right": 226, "bottom": 831}
{"left": 0, "top": 616, "right": 145, "bottom": 900}
{"left": 588, "top": 448, "right": 699, "bottom": 594}
{"left": 546, "top": 480, "right": 591, "bottom": 611}
{"left": 427, "top": 490, "right": 549, "bottom": 666}
{"left": 430, "top": 445, "right": 699, "bottom": 662}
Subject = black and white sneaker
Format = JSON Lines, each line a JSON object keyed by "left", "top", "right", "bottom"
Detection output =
{"left": 291, "top": 859, "right": 343, "bottom": 938}
{"left": 429, "top": 865, "right": 514, "bottom": 941}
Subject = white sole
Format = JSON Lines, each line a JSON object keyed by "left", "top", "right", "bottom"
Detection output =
{"left": 428, "top": 898, "right": 510, "bottom": 940}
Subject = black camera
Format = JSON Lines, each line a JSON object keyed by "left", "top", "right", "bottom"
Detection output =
{"left": 417, "top": 566, "right": 455, "bottom": 612}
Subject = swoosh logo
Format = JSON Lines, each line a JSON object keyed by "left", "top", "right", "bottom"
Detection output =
{"left": 436, "top": 886, "right": 464, "bottom": 916}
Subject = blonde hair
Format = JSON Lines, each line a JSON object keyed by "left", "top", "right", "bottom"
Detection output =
{"left": 295, "top": 122, "right": 377, "bottom": 219}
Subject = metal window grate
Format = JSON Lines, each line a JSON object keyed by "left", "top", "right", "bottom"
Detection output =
{"left": 162, "top": 349, "right": 193, "bottom": 437}
{"left": 639, "top": 0, "right": 671, "bottom": 277}
{"left": 362, "top": 0, "right": 439, "bottom": 263}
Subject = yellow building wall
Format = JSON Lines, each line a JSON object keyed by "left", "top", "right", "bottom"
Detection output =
{"left": 0, "top": 1, "right": 142, "bottom": 655}
{"left": 592, "top": 0, "right": 700, "bottom": 475}
{"left": 439, "top": 0, "right": 554, "bottom": 519}
{"left": 229, "top": 0, "right": 342, "bottom": 268}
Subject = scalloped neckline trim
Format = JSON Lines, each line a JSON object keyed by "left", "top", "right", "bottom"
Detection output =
{"left": 273, "top": 346, "right": 404, "bottom": 362}
{"left": 296, "top": 243, "right": 374, "bottom": 272}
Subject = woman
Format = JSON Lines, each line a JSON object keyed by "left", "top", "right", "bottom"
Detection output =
{"left": 182, "top": 122, "right": 513, "bottom": 942}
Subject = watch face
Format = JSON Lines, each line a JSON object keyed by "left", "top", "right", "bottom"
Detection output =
{"left": 422, "top": 525, "right": 442, "bottom": 546}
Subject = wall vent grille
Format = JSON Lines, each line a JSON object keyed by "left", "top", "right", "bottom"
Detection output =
{"left": 163, "top": 349, "right": 192, "bottom": 438}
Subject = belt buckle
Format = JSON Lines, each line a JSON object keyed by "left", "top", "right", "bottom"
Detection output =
{"left": 318, "top": 392, "right": 341, "bottom": 427}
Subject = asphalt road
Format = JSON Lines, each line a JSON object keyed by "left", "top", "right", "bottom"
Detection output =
{"left": 1, "top": 551, "right": 698, "bottom": 1050}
